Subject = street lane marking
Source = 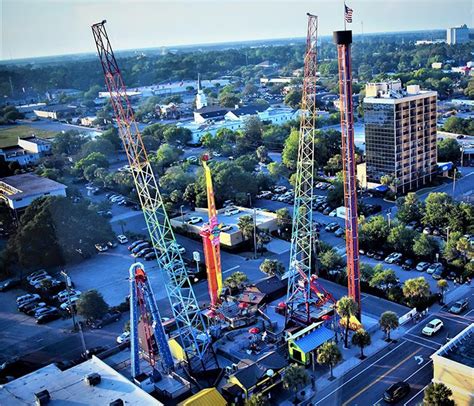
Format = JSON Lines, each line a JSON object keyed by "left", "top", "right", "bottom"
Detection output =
{"left": 315, "top": 341, "right": 407, "bottom": 405}
{"left": 403, "top": 337, "right": 439, "bottom": 351}
{"left": 223, "top": 265, "right": 241, "bottom": 275}
{"left": 403, "top": 360, "right": 432, "bottom": 383}
{"left": 436, "top": 312, "right": 472, "bottom": 326}
{"left": 342, "top": 348, "right": 422, "bottom": 406}
{"left": 406, "top": 333, "right": 442, "bottom": 348}
{"left": 404, "top": 383, "right": 429, "bottom": 406}
{"left": 414, "top": 355, "right": 423, "bottom": 365}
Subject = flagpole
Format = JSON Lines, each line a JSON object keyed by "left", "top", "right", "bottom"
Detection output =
{"left": 344, "top": 1, "right": 347, "bottom": 31}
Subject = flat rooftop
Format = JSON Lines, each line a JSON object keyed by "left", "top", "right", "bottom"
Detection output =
{"left": 434, "top": 323, "right": 474, "bottom": 368}
{"left": 0, "top": 173, "right": 66, "bottom": 199}
{"left": 0, "top": 356, "right": 163, "bottom": 405}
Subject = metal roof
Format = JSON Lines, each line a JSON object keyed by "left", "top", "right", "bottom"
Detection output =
{"left": 293, "top": 326, "right": 334, "bottom": 353}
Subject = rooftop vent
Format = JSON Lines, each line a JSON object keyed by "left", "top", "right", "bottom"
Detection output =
{"left": 35, "top": 390, "right": 50, "bottom": 405}
{"left": 84, "top": 372, "right": 101, "bottom": 386}
{"left": 110, "top": 400, "right": 124, "bottom": 406}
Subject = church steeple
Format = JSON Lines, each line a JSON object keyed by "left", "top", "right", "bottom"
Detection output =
{"left": 195, "top": 73, "right": 208, "bottom": 110}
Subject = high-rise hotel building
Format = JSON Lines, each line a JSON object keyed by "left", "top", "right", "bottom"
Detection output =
{"left": 363, "top": 80, "right": 437, "bottom": 194}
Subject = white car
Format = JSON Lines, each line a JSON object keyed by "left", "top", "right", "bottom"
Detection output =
{"left": 257, "top": 191, "right": 272, "bottom": 199}
{"left": 187, "top": 216, "right": 203, "bottom": 225}
{"left": 328, "top": 209, "right": 337, "bottom": 217}
{"left": 56, "top": 289, "right": 81, "bottom": 303}
{"left": 187, "top": 156, "right": 198, "bottom": 163}
{"left": 224, "top": 208, "right": 240, "bottom": 216}
{"left": 117, "top": 234, "right": 128, "bottom": 244}
{"left": 220, "top": 225, "right": 233, "bottom": 232}
{"left": 171, "top": 243, "right": 186, "bottom": 254}
{"left": 60, "top": 295, "right": 81, "bottom": 310}
{"left": 116, "top": 331, "right": 131, "bottom": 344}
{"left": 274, "top": 186, "right": 287, "bottom": 193}
{"left": 29, "top": 274, "right": 52, "bottom": 286}
{"left": 26, "top": 270, "right": 48, "bottom": 283}
{"left": 422, "top": 319, "right": 444, "bottom": 336}
{"left": 385, "top": 253, "right": 402, "bottom": 264}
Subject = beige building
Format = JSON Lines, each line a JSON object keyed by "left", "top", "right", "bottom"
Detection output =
{"left": 364, "top": 80, "right": 438, "bottom": 194}
{"left": 431, "top": 323, "right": 474, "bottom": 406}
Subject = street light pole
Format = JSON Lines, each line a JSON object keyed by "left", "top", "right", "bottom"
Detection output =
{"left": 180, "top": 205, "right": 185, "bottom": 230}
{"left": 247, "top": 193, "right": 252, "bottom": 208}
{"left": 387, "top": 212, "right": 391, "bottom": 228}
{"left": 253, "top": 208, "right": 257, "bottom": 259}
{"left": 61, "top": 270, "right": 77, "bottom": 330}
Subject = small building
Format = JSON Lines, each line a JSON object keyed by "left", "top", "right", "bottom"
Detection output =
{"left": 431, "top": 323, "right": 474, "bottom": 406}
{"left": 225, "top": 105, "right": 267, "bottom": 121}
{"left": 260, "top": 77, "right": 293, "bottom": 86}
{"left": 0, "top": 356, "right": 163, "bottom": 405}
{"left": 0, "top": 173, "right": 67, "bottom": 210}
{"left": 0, "top": 136, "right": 52, "bottom": 166}
{"left": 253, "top": 276, "right": 287, "bottom": 303}
{"left": 223, "top": 351, "right": 287, "bottom": 402}
{"left": 178, "top": 388, "right": 226, "bottom": 406}
{"left": 287, "top": 322, "right": 335, "bottom": 365}
{"left": 431, "top": 62, "right": 443, "bottom": 69}
{"left": 33, "top": 104, "right": 77, "bottom": 120}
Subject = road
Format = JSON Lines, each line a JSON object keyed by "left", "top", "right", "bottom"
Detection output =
{"left": 313, "top": 288, "right": 474, "bottom": 406}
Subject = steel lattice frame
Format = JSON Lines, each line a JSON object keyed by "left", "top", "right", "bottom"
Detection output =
{"left": 334, "top": 31, "right": 361, "bottom": 319}
{"left": 92, "top": 21, "right": 214, "bottom": 371}
{"left": 286, "top": 14, "right": 319, "bottom": 325}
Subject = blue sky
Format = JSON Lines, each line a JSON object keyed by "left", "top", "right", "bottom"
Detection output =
{"left": 1, "top": 0, "right": 473, "bottom": 60}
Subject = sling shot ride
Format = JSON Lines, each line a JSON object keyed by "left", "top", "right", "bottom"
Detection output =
{"left": 91, "top": 20, "right": 217, "bottom": 373}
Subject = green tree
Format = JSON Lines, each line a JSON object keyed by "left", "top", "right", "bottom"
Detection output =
{"left": 387, "top": 225, "right": 416, "bottom": 256}
{"left": 438, "top": 138, "right": 461, "bottom": 162}
{"left": 320, "top": 249, "right": 344, "bottom": 272}
{"left": 396, "top": 192, "right": 421, "bottom": 224}
{"left": 359, "top": 215, "right": 390, "bottom": 249}
{"left": 237, "top": 214, "right": 255, "bottom": 241}
{"left": 351, "top": 329, "right": 371, "bottom": 359}
{"left": 282, "top": 129, "right": 299, "bottom": 171}
{"left": 317, "top": 341, "right": 342, "bottom": 379}
{"left": 163, "top": 126, "right": 192, "bottom": 145}
{"left": 284, "top": 89, "right": 302, "bottom": 108}
{"left": 7, "top": 196, "right": 113, "bottom": 268}
{"left": 336, "top": 296, "right": 358, "bottom": 348}
{"left": 245, "top": 393, "right": 269, "bottom": 406}
{"left": 100, "top": 127, "right": 121, "bottom": 150}
{"left": 282, "top": 363, "right": 310, "bottom": 403}
{"left": 223, "top": 271, "right": 248, "bottom": 289}
{"left": 369, "top": 269, "right": 398, "bottom": 290}
{"left": 262, "top": 125, "right": 288, "bottom": 150}
{"left": 402, "top": 277, "right": 431, "bottom": 308}
{"left": 52, "top": 130, "right": 86, "bottom": 155}
{"left": 219, "top": 92, "right": 240, "bottom": 108}
{"left": 237, "top": 116, "right": 263, "bottom": 153}
{"left": 413, "top": 233, "right": 437, "bottom": 260}
{"left": 423, "top": 192, "right": 455, "bottom": 228}
{"left": 423, "top": 383, "right": 455, "bottom": 406}
{"left": 151, "top": 143, "right": 183, "bottom": 172}
{"left": 437, "top": 279, "right": 448, "bottom": 304}
{"left": 76, "top": 289, "right": 109, "bottom": 321}
{"left": 75, "top": 152, "right": 109, "bottom": 173}
{"left": 326, "top": 178, "right": 344, "bottom": 209}
{"left": 379, "top": 311, "right": 399, "bottom": 341}
{"left": 80, "top": 139, "right": 115, "bottom": 158}
{"left": 259, "top": 259, "right": 286, "bottom": 278}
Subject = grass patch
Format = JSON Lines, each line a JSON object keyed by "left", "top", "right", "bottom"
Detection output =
{"left": 0, "top": 125, "right": 58, "bottom": 148}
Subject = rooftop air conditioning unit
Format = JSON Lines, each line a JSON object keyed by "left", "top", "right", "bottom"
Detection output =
{"left": 35, "top": 390, "right": 50, "bottom": 405}
{"left": 84, "top": 372, "right": 101, "bottom": 386}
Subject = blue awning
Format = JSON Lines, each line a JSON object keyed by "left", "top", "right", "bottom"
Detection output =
{"left": 372, "top": 185, "right": 389, "bottom": 192}
{"left": 437, "top": 162, "right": 453, "bottom": 172}
{"left": 294, "top": 326, "right": 334, "bottom": 353}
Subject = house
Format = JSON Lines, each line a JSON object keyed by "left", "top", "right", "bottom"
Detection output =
{"left": 287, "top": 322, "right": 335, "bottom": 365}
{"left": 253, "top": 276, "right": 286, "bottom": 303}
{"left": 193, "top": 106, "right": 230, "bottom": 124}
{"left": 178, "top": 388, "right": 226, "bottom": 406}
{"left": 33, "top": 104, "right": 77, "bottom": 120}
{"left": 222, "top": 351, "right": 287, "bottom": 403}
{"left": 0, "top": 136, "right": 52, "bottom": 166}
{"left": 0, "top": 173, "right": 67, "bottom": 210}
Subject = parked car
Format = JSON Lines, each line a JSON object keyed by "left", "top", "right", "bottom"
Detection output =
{"left": 95, "top": 243, "right": 108, "bottom": 252}
{"left": 256, "top": 191, "right": 272, "bottom": 199}
{"left": 34, "top": 306, "right": 58, "bottom": 318}
{"left": 186, "top": 156, "right": 198, "bottom": 163}
{"left": 449, "top": 299, "right": 469, "bottom": 314}
{"left": 134, "top": 247, "right": 153, "bottom": 258}
{"left": 0, "top": 278, "right": 21, "bottom": 292}
{"left": 373, "top": 251, "right": 384, "bottom": 261}
{"left": 366, "top": 250, "right": 375, "bottom": 258}
{"left": 23, "top": 301, "right": 47, "bottom": 316}
{"left": 56, "top": 289, "right": 81, "bottom": 303}
{"left": 128, "top": 240, "right": 144, "bottom": 251}
{"left": 334, "top": 227, "right": 345, "bottom": 238}
{"left": 26, "top": 270, "right": 48, "bottom": 283}
{"left": 446, "top": 271, "right": 457, "bottom": 281}
{"left": 170, "top": 243, "right": 185, "bottom": 254}
{"left": 383, "top": 381, "right": 410, "bottom": 403}
{"left": 432, "top": 268, "right": 443, "bottom": 280}
{"left": 427, "top": 263, "right": 443, "bottom": 275}
{"left": 402, "top": 259, "right": 414, "bottom": 270}
{"left": 423, "top": 227, "right": 431, "bottom": 235}
{"left": 28, "top": 274, "right": 52, "bottom": 287}
{"left": 144, "top": 251, "right": 157, "bottom": 261}
{"left": 273, "top": 186, "right": 287, "bottom": 193}
{"left": 107, "top": 241, "right": 118, "bottom": 249}
{"left": 60, "top": 295, "right": 80, "bottom": 310}
{"left": 220, "top": 225, "right": 233, "bottom": 232}
{"left": 36, "top": 309, "right": 61, "bottom": 324}
{"left": 16, "top": 293, "right": 40, "bottom": 306}
{"left": 385, "top": 253, "right": 402, "bottom": 264}
{"left": 131, "top": 242, "right": 150, "bottom": 255}
{"left": 116, "top": 331, "right": 131, "bottom": 344}
{"left": 187, "top": 216, "right": 203, "bottom": 225}
{"left": 224, "top": 207, "right": 239, "bottom": 216}
{"left": 92, "top": 311, "right": 121, "bottom": 329}
{"left": 422, "top": 319, "right": 444, "bottom": 336}
{"left": 325, "top": 222, "right": 339, "bottom": 232}
{"left": 359, "top": 249, "right": 366, "bottom": 256}
{"left": 117, "top": 235, "right": 128, "bottom": 244}
{"left": 223, "top": 200, "right": 234, "bottom": 207}
{"left": 416, "top": 262, "right": 430, "bottom": 272}
{"left": 329, "top": 209, "right": 338, "bottom": 217}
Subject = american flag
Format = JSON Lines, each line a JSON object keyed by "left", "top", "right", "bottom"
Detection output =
{"left": 345, "top": 4, "right": 353, "bottom": 23}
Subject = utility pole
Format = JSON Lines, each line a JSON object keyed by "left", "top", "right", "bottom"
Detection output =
{"left": 180, "top": 205, "right": 185, "bottom": 230}
{"left": 61, "top": 270, "right": 77, "bottom": 330}
{"left": 253, "top": 208, "right": 257, "bottom": 259}
{"left": 387, "top": 212, "right": 391, "bottom": 228}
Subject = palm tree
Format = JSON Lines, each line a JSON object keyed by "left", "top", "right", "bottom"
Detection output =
{"left": 245, "top": 393, "right": 269, "bottom": 406}
{"left": 317, "top": 341, "right": 342, "bottom": 380}
{"left": 223, "top": 271, "right": 248, "bottom": 290}
{"left": 351, "top": 329, "right": 371, "bottom": 359}
{"left": 437, "top": 279, "right": 448, "bottom": 304}
{"left": 282, "top": 363, "right": 310, "bottom": 403}
{"left": 402, "top": 277, "right": 431, "bottom": 308}
{"left": 336, "top": 296, "right": 358, "bottom": 348}
{"left": 423, "top": 383, "right": 455, "bottom": 406}
{"left": 379, "top": 311, "right": 399, "bottom": 342}
{"left": 259, "top": 259, "right": 286, "bottom": 278}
